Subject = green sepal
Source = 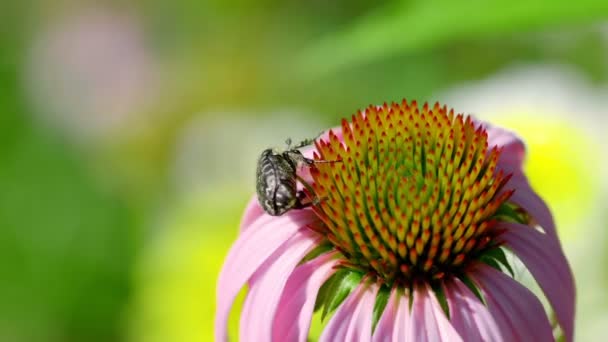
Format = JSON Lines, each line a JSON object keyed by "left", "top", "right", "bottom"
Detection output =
{"left": 432, "top": 283, "right": 450, "bottom": 318}
{"left": 493, "top": 203, "right": 528, "bottom": 224}
{"left": 480, "top": 247, "right": 514, "bottom": 277}
{"left": 314, "top": 268, "right": 362, "bottom": 321}
{"left": 481, "top": 257, "right": 502, "bottom": 273}
{"left": 459, "top": 274, "right": 485, "bottom": 304}
{"left": 371, "top": 285, "right": 390, "bottom": 332}
{"left": 299, "top": 242, "right": 333, "bottom": 265}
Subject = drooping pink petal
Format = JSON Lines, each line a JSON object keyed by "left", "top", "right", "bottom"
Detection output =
{"left": 239, "top": 229, "right": 322, "bottom": 341}
{"left": 483, "top": 122, "right": 554, "bottom": 244}
{"left": 500, "top": 222, "right": 575, "bottom": 342}
{"left": 372, "top": 289, "right": 398, "bottom": 342}
{"left": 503, "top": 176, "right": 559, "bottom": 240}
{"left": 485, "top": 124, "right": 526, "bottom": 175}
{"left": 465, "top": 269, "right": 521, "bottom": 341}
{"left": 409, "top": 283, "right": 463, "bottom": 342}
{"left": 392, "top": 291, "right": 412, "bottom": 341}
{"left": 272, "top": 252, "right": 339, "bottom": 342}
{"left": 214, "top": 210, "right": 317, "bottom": 342}
{"left": 373, "top": 288, "right": 411, "bottom": 342}
{"left": 344, "top": 283, "right": 379, "bottom": 342}
{"left": 239, "top": 196, "right": 265, "bottom": 233}
{"left": 319, "top": 281, "right": 378, "bottom": 342}
{"left": 472, "top": 263, "right": 554, "bottom": 342}
{"left": 444, "top": 277, "right": 504, "bottom": 342}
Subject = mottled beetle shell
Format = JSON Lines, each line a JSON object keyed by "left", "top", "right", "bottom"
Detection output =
{"left": 256, "top": 149, "right": 298, "bottom": 216}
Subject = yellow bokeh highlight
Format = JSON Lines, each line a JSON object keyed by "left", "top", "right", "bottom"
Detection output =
{"left": 128, "top": 188, "right": 248, "bottom": 342}
{"left": 493, "top": 113, "right": 600, "bottom": 240}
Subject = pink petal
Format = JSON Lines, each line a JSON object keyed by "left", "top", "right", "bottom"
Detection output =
{"left": 485, "top": 124, "right": 526, "bottom": 175}
{"left": 272, "top": 252, "right": 340, "bottom": 342}
{"left": 214, "top": 210, "right": 317, "bottom": 342}
{"left": 373, "top": 288, "right": 411, "bottom": 342}
{"left": 239, "top": 196, "right": 265, "bottom": 233}
{"left": 500, "top": 222, "right": 575, "bottom": 342}
{"left": 481, "top": 120, "right": 557, "bottom": 240}
{"left": 444, "top": 277, "right": 504, "bottom": 342}
{"left": 239, "top": 229, "right": 322, "bottom": 341}
{"left": 503, "top": 176, "right": 559, "bottom": 240}
{"left": 472, "top": 263, "right": 554, "bottom": 341}
{"left": 319, "top": 281, "right": 378, "bottom": 342}
{"left": 410, "top": 283, "right": 463, "bottom": 342}
{"left": 344, "top": 283, "right": 379, "bottom": 342}
{"left": 391, "top": 291, "right": 412, "bottom": 341}
{"left": 372, "top": 289, "right": 399, "bottom": 342}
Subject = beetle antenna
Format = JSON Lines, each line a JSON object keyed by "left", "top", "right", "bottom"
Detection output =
{"left": 292, "top": 130, "right": 326, "bottom": 150}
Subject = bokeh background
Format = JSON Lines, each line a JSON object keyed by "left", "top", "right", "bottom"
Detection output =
{"left": 1, "top": 1, "right": 608, "bottom": 341}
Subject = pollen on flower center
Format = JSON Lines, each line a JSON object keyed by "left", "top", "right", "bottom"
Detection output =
{"left": 309, "top": 100, "right": 514, "bottom": 285}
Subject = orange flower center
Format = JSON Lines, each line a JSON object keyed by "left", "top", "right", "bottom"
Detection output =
{"left": 310, "top": 100, "right": 514, "bottom": 284}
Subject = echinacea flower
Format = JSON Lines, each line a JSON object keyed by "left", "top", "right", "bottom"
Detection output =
{"left": 216, "top": 100, "right": 575, "bottom": 341}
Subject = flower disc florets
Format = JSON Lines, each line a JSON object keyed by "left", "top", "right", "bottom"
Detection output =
{"left": 310, "top": 100, "right": 514, "bottom": 285}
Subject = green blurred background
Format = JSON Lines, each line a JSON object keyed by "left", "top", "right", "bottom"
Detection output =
{"left": 1, "top": 1, "right": 607, "bottom": 341}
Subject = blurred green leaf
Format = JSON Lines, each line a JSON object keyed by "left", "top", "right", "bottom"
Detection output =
{"left": 0, "top": 32, "right": 138, "bottom": 339}
{"left": 0, "top": 131, "right": 136, "bottom": 341}
{"left": 299, "top": 0, "right": 608, "bottom": 76}
{"left": 128, "top": 189, "right": 249, "bottom": 342}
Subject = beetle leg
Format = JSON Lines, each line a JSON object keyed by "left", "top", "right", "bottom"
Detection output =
{"left": 293, "top": 175, "right": 329, "bottom": 210}
{"left": 312, "top": 195, "right": 327, "bottom": 206}
{"left": 293, "top": 190, "right": 328, "bottom": 209}
{"left": 292, "top": 190, "right": 311, "bottom": 209}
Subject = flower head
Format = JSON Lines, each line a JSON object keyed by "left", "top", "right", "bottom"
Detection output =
{"left": 216, "top": 100, "right": 575, "bottom": 341}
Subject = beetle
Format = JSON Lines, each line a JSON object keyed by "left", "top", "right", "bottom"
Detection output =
{"left": 256, "top": 137, "right": 335, "bottom": 216}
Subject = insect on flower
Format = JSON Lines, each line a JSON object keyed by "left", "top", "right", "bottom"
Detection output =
{"left": 256, "top": 137, "right": 340, "bottom": 216}
{"left": 219, "top": 101, "right": 575, "bottom": 342}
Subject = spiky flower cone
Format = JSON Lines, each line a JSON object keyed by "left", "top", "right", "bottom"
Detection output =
{"left": 311, "top": 101, "right": 514, "bottom": 285}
